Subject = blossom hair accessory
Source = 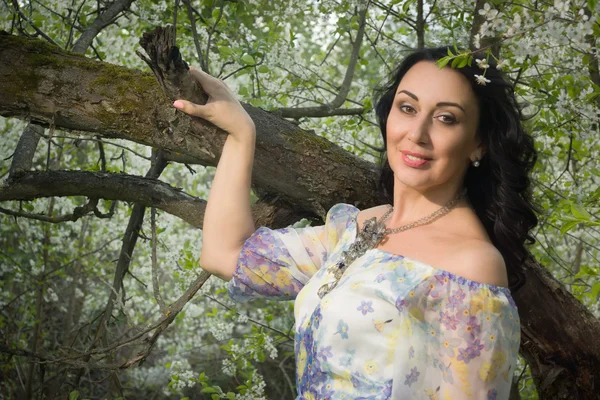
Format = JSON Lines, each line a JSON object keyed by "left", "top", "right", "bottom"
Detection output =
{"left": 317, "top": 189, "right": 467, "bottom": 298}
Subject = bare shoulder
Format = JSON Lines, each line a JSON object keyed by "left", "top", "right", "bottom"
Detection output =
{"left": 453, "top": 240, "right": 509, "bottom": 288}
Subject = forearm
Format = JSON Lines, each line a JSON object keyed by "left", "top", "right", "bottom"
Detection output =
{"left": 199, "top": 129, "right": 256, "bottom": 280}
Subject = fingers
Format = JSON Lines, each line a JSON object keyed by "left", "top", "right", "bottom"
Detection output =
{"left": 173, "top": 99, "right": 209, "bottom": 119}
{"left": 189, "top": 66, "right": 220, "bottom": 89}
{"left": 189, "top": 66, "right": 232, "bottom": 94}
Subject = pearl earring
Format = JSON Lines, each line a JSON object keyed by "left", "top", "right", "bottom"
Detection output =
{"left": 472, "top": 159, "right": 480, "bottom": 167}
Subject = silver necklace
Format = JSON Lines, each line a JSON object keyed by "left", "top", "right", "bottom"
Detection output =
{"left": 317, "top": 189, "right": 467, "bottom": 299}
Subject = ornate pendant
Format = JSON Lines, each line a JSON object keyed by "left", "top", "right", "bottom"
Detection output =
{"left": 317, "top": 215, "right": 387, "bottom": 299}
{"left": 316, "top": 192, "right": 464, "bottom": 299}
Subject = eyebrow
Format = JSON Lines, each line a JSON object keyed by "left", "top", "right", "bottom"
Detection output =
{"left": 396, "top": 89, "right": 466, "bottom": 113}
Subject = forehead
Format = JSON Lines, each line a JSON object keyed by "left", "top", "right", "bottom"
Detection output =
{"left": 396, "top": 61, "right": 478, "bottom": 111}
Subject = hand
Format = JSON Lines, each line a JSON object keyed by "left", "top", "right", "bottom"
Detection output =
{"left": 173, "top": 67, "right": 256, "bottom": 140}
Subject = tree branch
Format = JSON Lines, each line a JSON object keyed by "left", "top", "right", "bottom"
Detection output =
{"left": 7, "top": 123, "right": 43, "bottom": 178}
{"left": 0, "top": 170, "right": 321, "bottom": 229}
{"left": 71, "top": 0, "right": 136, "bottom": 54}
{"left": 183, "top": 0, "right": 206, "bottom": 72}
{"left": 0, "top": 197, "right": 113, "bottom": 223}
{"left": 0, "top": 32, "right": 382, "bottom": 217}
{"left": 273, "top": 2, "right": 370, "bottom": 118}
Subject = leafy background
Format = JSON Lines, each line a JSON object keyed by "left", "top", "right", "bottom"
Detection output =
{"left": 0, "top": 0, "right": 599, "bottom": 398}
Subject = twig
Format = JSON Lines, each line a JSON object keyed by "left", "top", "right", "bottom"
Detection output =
{"left": 97, "top": 137, "right": 106, "bottom": 171}
{"left": 184, "top": 0, "right": 205, "bottom": 71}
{"left": 205, "top": 0, "right": 225, "bottom": 75}
{"left": 151, "top": 207, "right": 166, "bottom": 312}
{"left": 0, "top": 197, "right": 108, "bottom": 223}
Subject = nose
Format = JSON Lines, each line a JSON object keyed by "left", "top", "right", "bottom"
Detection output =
{"left": 407, "top": 115, "right": 430, "bottom": 144}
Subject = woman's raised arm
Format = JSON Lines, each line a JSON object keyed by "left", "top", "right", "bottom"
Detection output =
{"left": 173, "top": 67, "right": 256, "bottom": 281}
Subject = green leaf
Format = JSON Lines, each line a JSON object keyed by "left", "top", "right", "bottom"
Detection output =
{"left": 257, "top": 65, "right": 269, "bottom": 73}
{"left": 560, "top": 220, "right": 580, "bottom": 235}
{"left": 588, "top": 0, "right": 597, "bottom": 11}
{"left": 570, "top": 203, "right": 592, "bottom": 221}
{"left": 211, "top": 395, "right": 220, "bottom": 400}
{"left": 219, "top": 47, "right": 234, "bottom": 56}
{"left": 457, "top": 57, "right": 468, "bottom": 68}
{"left": 241, "top": 54, "right": 256, "bottom": 65}
{"left": 363, "top": 97, "right": 372, "bottom": 109}
{"left": 69, "top": 391, "right": 79, "bottom": 400}
{"left": 436, "top": 57, "right": 451, "bottom": 69}
{"left": 226, "top": 393, "right": 236, "bottom": 400}
{"left": 591, "top": 281, "right": 600, "bottom": 300}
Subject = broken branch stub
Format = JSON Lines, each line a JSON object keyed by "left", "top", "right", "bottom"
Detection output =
{"left": 137, "top": 25, "right": 207, "bottom": 105}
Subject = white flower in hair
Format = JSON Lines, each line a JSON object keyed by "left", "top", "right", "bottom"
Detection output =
{"left": 474, "top": 74, "right": 491, "bottom": 85}
{"left": 475, "top": 58, "right": 490, "bottom": 69}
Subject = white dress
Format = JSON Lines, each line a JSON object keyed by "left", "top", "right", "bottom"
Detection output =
{"left": 228, "top": 203, "right": 521, "bottom": 400}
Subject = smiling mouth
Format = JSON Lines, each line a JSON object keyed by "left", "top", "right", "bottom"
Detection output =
{"left": 405, "top": 154, "right": 428, "bottom": 161}
{"left": 401, "top": 151, "right": 431, "bottom": 167}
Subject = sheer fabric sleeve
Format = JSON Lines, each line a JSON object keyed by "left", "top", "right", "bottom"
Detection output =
{"left": 392, "top": 275, "right": 521, "bottom": 400}
{"left": 227, "top": 203, "right": 356, "bottom": 302}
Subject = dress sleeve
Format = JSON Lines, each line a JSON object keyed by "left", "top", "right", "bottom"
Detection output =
{"left": 227, "top": 203, "right": 356, "bottom": 302}
{"left": 393, "top": 275, "right": 521, "bottom": 400}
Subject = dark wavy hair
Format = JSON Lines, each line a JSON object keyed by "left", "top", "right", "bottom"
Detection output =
{"left": 373, "top": 46, "right": 539, "bottom": 293}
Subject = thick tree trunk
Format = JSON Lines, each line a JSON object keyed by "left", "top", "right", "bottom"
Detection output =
{"left": 515, "top": 259, "right": 600, "bottom": 399}
{"left": 1, "top": 32, "right": 599, "bottom": 398}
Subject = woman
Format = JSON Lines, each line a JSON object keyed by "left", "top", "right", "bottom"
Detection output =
{"left": 173, "top": 46, "right": 538, "bottom": 399}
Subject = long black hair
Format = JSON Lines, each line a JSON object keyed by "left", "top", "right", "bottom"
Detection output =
{"left": 373, "top": 46, "right": 539, "bottom": 293}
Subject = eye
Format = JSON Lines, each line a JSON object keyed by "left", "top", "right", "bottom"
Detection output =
{"left": 399, "top": 105, "right": 416, "bottom": 114}
{"left": 437, "top": 114, "right": 457, "bottom": 124}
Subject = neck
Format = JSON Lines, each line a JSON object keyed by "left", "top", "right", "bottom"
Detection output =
{"left": 389, "top": 179, "right": 464, "bottom": 227}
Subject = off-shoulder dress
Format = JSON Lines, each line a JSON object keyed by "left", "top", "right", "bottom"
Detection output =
{"left": 228, "top": 203, "right": 520, "bottom": 400}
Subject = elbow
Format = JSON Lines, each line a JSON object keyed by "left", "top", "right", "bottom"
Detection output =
{"left": 199, "top": 247, "right": 241, "bottom": 281}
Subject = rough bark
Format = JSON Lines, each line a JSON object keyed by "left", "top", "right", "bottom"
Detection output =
{"left": 0, "top": 170, "right": 316, "bottom": 229}
{"left": 1, "top": 31, "right": 599, "bottom": 398}
{"left": 0, "top": 32, "right": 382, "bottom": 219}
{"left": 515, "top": 259, "right": 600, "bottom": 399}
{"left": 7, "top": 123, "right": 44, "bottom": 177}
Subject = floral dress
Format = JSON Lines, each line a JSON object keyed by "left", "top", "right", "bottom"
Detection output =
{"left": 228, "top": 204, "right": 520, "bottom": 400}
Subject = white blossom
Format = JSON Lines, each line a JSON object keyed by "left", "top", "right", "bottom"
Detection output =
{"left": 553, "top": 0, "right": 570, "bottom": 17}
{"left": 493, "top": 16, "right": 507, "bottom": 33}
{"left": 475, "top": 58, "right": 490, "bottom": 69}
{"left": 473, "top": 34, "right": 481, "bottom": 49}
{"left": 474, "top": 74, "right": 491, "bottom": 85}
{"left": 45, "top": 287, "right": 58, "bottom": 303}
{"left": 478, "top": 3, "right": 499, "bottom": 21}
{"left": 479, "top": 21, "right": 493, "bottom": 38}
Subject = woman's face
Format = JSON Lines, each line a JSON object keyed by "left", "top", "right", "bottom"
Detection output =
{"left": 386, "top": 61, "right": 483, "bottom": 194}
